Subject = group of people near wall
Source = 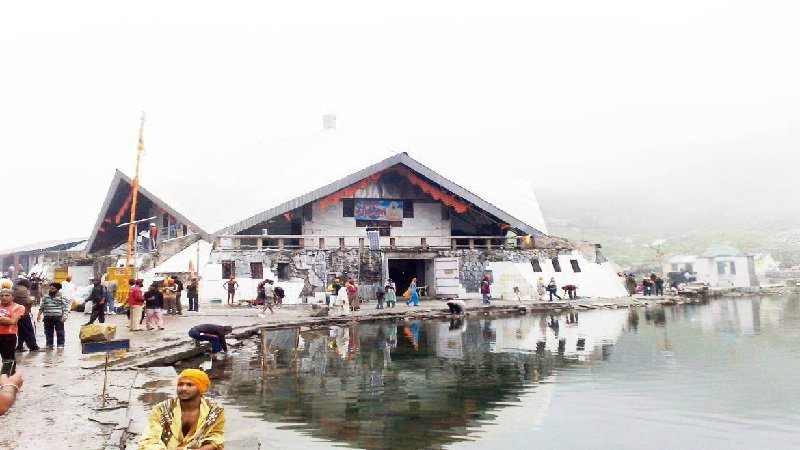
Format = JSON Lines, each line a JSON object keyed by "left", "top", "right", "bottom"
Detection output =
{"left": 622, "top": 272, "right": 666, "bottom": 296}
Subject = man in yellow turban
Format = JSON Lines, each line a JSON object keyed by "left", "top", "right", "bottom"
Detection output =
{"left": 138, "top": 369, "right": 225, "bottom": 449}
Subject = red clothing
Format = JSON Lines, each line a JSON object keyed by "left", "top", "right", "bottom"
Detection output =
{"left": 127, "top": 285, "right": 144, "bottom": 306}
{"left": 0, "top": 303, "right": 25, "bottom": 334}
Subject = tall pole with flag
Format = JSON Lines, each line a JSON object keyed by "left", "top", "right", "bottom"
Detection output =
{"left": 125, "top": 112, "right": 146, "bottom": 272}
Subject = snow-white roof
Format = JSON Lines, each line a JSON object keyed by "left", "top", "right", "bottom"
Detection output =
{"left": 135, "top": 129, "right": 549, "bottom": 236}
{"left": 0, "top": 237, "right": 87, "bottom": 256}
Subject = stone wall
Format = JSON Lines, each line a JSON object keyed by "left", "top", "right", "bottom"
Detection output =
{"left": 211, "top": 246, "right": 585, "bottom": 298}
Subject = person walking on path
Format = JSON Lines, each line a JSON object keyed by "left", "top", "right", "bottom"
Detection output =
{"left": 174, "top": 277, "right": 184, "bottom": 315}
{"left": 163, "top": 278, "right": 178, "bottom": 315}
{"left": 29, "top": 273, "right": 43, "bottom": 306}
{"left": 258, "top": 280, "right": 276, "bottom": 317}
{"left": 60, "top": 275, "right": 77, "bottom": 307}
{"left": 148, "top": 222, "right": 158, "bottom": 251}
{"left": 480, "top": 274, "right": 492, "bottom": 305}
{"left": 13, "top": 279, "right": 40, "bottom": 352}
{"left": 138, "top": 369, "right": 225, "bottom": 450}
{"left": 654, "top": 276, "right": 665, "bottom": 296}
{"left": 536, "top": 276, "right": 546, "bottom": 301}
{"left": 222, "top": 276, "right": 238, "bottom": 306}
{"left": 547, "top": 277, "right": 562, "bottom": 301}
{"left": 188, "top": 324, "right": 232, "bottom": 357}
{"left": 0, "top": 288, "right": 25, "bottom": 363}
{"left": 143, "top": 283, "right": 165, "bottom": 331}
{"left": 406, "top": 278, "right": 418, "bottom": 307}
{"left": 346, "top": 278, "right": 360, "bottom": 311}
{"left": 331, "top": 279, "right": 347, "bottom": 315}
{"left": 625, "top": 273, "right": 637, "bottom": 297}
{"left": 84, "top": 279, "right": 106, "bottom": 325}
{"left": 384, "top": 279, "right": 397, "bottom": 308}
{"left": 186, "top": 277, "right": 199, "bottom": 312}
{"left": 103, "top": 278, "right": 118, "bottom": 315}
{"left": 330, "top": 278, "right": 342, "bottom": 308}
{"left": 127, "top": 279, "right": 145, "bottom": 332}
{"left": 375, "top": 283, "right": 385, "bottom": 309}
{"left": 36, "top": 282, "right": 69, "bottom": 349}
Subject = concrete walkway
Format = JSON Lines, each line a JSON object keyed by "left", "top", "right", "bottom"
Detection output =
{"left": 0, "top": 294, "right": 689, "bottom": 449}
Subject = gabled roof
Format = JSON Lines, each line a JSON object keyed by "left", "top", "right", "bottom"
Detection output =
{"left": 86, "top": 170, "right": 210, "bottom": 254}
{"left": 0, "top": 237, "right": 87, "bottom": 256}
{"left": 218, "top": 152, "right": 547, "bottom": 237}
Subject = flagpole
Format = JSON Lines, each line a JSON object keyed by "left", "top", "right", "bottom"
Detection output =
{"left": 125, "top": 112, "right": 146, "bottom": 273}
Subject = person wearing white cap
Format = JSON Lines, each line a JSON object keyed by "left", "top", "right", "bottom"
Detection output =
{"left": 148, "top": 223, "right": 158, "bottom": 251}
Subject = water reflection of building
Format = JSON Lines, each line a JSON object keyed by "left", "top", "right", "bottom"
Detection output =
{"left": 485, "top": 310, "right": 629, "bottom": 361}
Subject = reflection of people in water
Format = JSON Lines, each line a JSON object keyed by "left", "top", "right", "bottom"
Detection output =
{"left": 548, "top": 315, "right": 560, "bottom": 337}
{"left": 403, "top": 322, "right": 420, "bottom": 349}
{"left": 449, "top": 317, "right": 465, "bottom": 332}
{"left": 628, "top": 309, "right": 640, "bottom": 331}
{"left": 565, "top": 312, "right": 579, "bottom": 325}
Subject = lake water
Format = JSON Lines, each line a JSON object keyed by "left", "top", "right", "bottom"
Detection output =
{"left": 179, "top": 295, "right": 800, "bottom": 449}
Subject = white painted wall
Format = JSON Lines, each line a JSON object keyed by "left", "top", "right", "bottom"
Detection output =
{"left": 694, "top": 255, "right": 756, "bottom": 287}
{"left": 472, "top": 252, "right": 627, "bottom": 300}
{"left": 305, "top": 200, "right": 451, "bottom": 248}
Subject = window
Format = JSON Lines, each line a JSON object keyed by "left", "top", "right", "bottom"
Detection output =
{"left": 367, "top": 227, "right": 391, "bottom": 236}
{"left": 570, "top": 259, "right": 581, "bottom": 272}
{"left": 342, "top": 199, "right": 354, "bottom": 217}
{"left": 717, "top": 262, "right": 726, "bottom": 274}
{"left": 441, "top": 205, "right": 450, "bottom": 220}
{"left": 729, "top": 261, "right": 736, "bottom": 274}
{"left": 531, "top": 258, "right": 542, "bottom": 272}
{"left": 222, "top": 260, "right": 235, "bottom": 279}
{"left": 685, "top": 263, "right": 693, "bottom": 273}
{"left": 250, "top": 262, "right": 263, "bottom": 279}
{"left": 671, "top": 263, "right": 678, "bottom": 271}
{"left": 303, "top": 203, "right": 313, "bottom": 221}
{"left": 276, "top": 262, "right": 290, "bottom": 281}
{"left": 403, "top": 200, "right": 414, "bottom": 218}
{"left": 552, "top": 258, "right": 561, "bottom": 272}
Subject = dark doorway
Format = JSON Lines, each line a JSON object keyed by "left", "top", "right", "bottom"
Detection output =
{"left": 388, "top": 259, "right": 426, "bottom": 297}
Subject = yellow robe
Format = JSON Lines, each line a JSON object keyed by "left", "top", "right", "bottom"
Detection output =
{"left": 138, "top": 397, "right": 225, "bottom": 449}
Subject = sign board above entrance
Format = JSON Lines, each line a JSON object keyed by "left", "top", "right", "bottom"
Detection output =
{"left": 354, "top": 200, "right": 404, "bottom": 221}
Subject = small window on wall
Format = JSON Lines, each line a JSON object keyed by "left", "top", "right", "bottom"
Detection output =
{"left": 367, "top": 227, "right": 391, "bottom": 236}
{"left": 441, "top": 205, "right": 450, "bottom": 220}
{"left": 531, "top": 258, "right": 542, "bottom": 272}
{"left": 250, "top": 262, "right": 263, "bottom": 279}
{"left": 276, "top": 262, "right": 290, "bottom": 281}
{"left": 342, "top": 199, "right": 355, "bottom": 217}
{"left": 552, "top": 258, "right": 561, "bottom": 272}
{"left": 222, "top": 260, "right": 235, "bottom": 279}
{"left": 729, "top": 262, "right": 736, "bottom": 274}
{"left": 717, "top": 262, "right": 726, "bottom": 274}
{"left": 403, "top": 201, "right": 414, "bottom": 218}
{"left": 570, "top": 260, "right": 581, "bottom": 272}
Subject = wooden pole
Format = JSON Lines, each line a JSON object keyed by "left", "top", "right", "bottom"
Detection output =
{"left": 102, "top": 351, "right": 110, "bottom": 406}
{"left": 125, "top": 112, "right": 146, "bottom": 273}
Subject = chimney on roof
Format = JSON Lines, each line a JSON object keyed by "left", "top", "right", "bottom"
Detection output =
{"left": 322, "top": 113, "right": 336, "bottom": 130}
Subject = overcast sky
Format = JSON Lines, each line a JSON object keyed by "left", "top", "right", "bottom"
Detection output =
{"left": 2, "top": 1, "right": 798, "bottom": 250}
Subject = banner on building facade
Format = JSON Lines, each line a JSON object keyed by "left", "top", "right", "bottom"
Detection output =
{"left": 354, "top": 200, "right": 404, "bottom": 221}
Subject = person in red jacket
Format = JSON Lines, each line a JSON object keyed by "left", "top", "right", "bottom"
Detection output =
{"left": 127, "top": 279, "right": 145, "bottom": 331}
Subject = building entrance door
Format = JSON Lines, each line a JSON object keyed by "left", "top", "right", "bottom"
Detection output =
{"left": 388, "top": 259, "right": 426, "bottom": 297}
